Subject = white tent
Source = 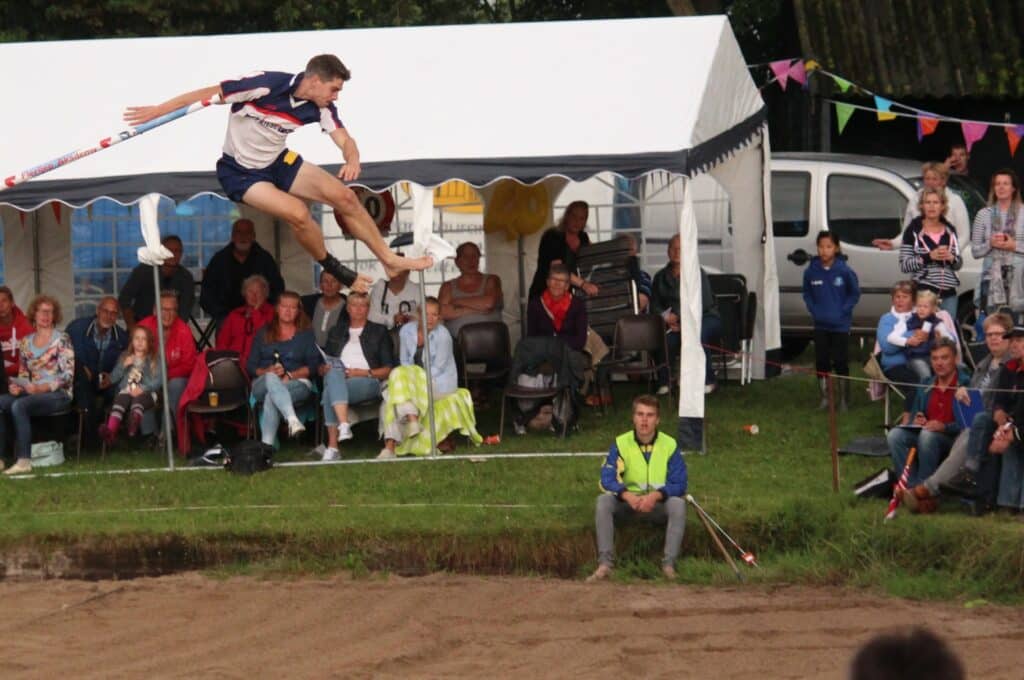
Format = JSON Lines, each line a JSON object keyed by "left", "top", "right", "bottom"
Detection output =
{"left": 0, "top": 15, "right": 779, "bottom": 450}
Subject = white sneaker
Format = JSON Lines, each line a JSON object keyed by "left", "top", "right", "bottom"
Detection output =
{"left": 321, "top": 447, "right": 340, "bottom": 462}
{"left": 376, "top": 448, "right": 396, "bottom": 460}
{"left": 3, "top": 458, "right": 32, "bottom": 476}
{"left": 287, "top": 418, "right": 306, "bottom": 437}
{"left": 656, "top": 385, "right": 670, "bottom": 396}
{"left": 338, "top": 423, "right": 353, "bottom": 441}
{"left": 704, "top": 383, "right": 718, "bottom": 394}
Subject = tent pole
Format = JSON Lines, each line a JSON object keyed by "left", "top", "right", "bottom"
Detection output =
{"left": 151, "top": 264, "right": 175, "bottom": 470}
{"left": 31, "top": 213, "right": 41, "bottom": 294}
{"left": 418, "top": 272, "right": 438, "bottom": 457}
{"left": 517, "top": 235, "right": 526, "bottom": 340}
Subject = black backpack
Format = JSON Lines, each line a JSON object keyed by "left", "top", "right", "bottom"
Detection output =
{"left": 223, "top": 440, "right": 274, "bottom": 475}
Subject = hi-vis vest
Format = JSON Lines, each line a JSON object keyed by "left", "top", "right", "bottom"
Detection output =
{"left": 615, "top": 431, "right": 677, "bottom": 493}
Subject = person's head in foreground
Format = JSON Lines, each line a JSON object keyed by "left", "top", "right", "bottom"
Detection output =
{"left": 546, "top": 263, "right": 572, "bottom": 300}
{"left": 632, "top": 394, "right": 660, "bottom": 443}
{"left": 849, "top": 627, "right": 963, "bottom": 680}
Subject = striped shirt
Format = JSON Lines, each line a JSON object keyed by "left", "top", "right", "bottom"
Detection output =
{"left": 899, "top": 217, "right": 962, "bottom": 295}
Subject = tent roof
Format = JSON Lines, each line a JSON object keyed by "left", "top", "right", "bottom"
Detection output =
{"left": 0, "top": 16, "right": 765, "bottom": 210}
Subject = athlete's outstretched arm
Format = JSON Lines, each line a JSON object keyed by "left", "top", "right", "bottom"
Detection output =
{"left": 124, "top": 85, "right": 224, "bottom": 126}
{"left": 329, "top": 128, "right": 362, "bottom": 182}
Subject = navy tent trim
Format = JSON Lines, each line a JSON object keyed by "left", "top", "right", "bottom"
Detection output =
{"left": 0, "top": 107, "right": 765, "bottom": 210}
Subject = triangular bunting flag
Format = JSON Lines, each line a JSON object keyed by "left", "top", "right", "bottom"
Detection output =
{"left": 874, "top": 96, "right": 896, "bottom": 121}
{"left": 805, "top": 59, "right": 821, "bottom": 72}
{"left": 831, "top": 75, "right": 852, "bottom": 93}
{"left": 1007, "top": 128, "right": 1021, "bottom": 157}
{"left": 788, "top": 60, "right": 807, "bottom": 87}
{"left": 770, "top": 59, "right": 792, "bottom": 91}
{"left": 835, "top": 102, "right": 855, "bottom": 134}
{"left": 916, "top": 116, "right": 939, "bottom": 142}
{"left": 961, "top": 121, "right": 989, "bottom": 152}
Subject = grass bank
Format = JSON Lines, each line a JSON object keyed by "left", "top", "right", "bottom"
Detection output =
{"left": 2, "top": 357, "right": 1023, "bottom": 603}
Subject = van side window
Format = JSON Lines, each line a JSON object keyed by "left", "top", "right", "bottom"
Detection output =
{"left": 826, "top": 175, "right": 907, "bottom": 247}
{"left": 771, "top": 171, "right": 810, "bottom": 237}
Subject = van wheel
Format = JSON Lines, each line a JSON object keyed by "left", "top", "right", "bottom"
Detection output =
{"left": 780, "top": 337, "right": 810, "bottom": 361}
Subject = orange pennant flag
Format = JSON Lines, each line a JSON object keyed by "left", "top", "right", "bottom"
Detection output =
{"left": 1008, "top": 127, "right": 1023, "bottom": 157}
{"left": 917, "top": 116, "right": 939, "bottom": 142}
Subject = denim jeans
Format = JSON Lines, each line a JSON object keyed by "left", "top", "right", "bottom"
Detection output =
{"left": 251, "top": 373, "right": 312, "bottom": 446}
{"left": 886, "top": 426, "right": 954, "bottom": 487}
{"left": 964, "top": 411, "right": 997, "bottom": 472}
{"left": 0, "top": 391, "right": 72, "bottom": 460}
{"left": 998, "top": 443, "right": 1024, "bottom": 510}
{"left": 939, "top": 294, "right": 958, "bottom": 320}
{"left": 658, "top": 316, "right": 721, "bottom": 388}
{"left": 321, "top": 370, "right": 381, "bottom": 426}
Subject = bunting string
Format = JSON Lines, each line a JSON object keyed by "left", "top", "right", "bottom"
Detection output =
{"left": 752, "top": 58, "right": 1024, "bottom": 155}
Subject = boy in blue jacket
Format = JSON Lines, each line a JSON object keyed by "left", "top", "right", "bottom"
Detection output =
{"left": 803, "top": 231, "right": 861, "bottom": 411}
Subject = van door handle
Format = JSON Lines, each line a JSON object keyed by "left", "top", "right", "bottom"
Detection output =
{"left": 787, "top": 249, "right": 810, "bottom": 266}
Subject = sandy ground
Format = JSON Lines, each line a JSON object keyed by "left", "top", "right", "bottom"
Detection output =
{"left": 1, "top": 573, "right": 1022, "bottom": 679}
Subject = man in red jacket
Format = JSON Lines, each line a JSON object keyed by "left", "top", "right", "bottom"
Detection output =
{"left": 0, "top": 287, "right": 34, "bottom": 381}
{"left": 139, "top": 290, "right": 197, "bottom": 416}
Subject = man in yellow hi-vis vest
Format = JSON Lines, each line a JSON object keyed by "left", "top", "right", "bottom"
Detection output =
{"left": 588, "top": 394, "right": 688, "bottom": 582}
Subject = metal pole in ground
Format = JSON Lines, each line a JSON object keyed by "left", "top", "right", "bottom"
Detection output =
{"left": 828, "top": 374, "right": 839, "bottom": 492}
{"left": 151, "top": 258, "right": 175, "bottom": 471}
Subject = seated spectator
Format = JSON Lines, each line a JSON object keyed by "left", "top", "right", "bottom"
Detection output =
{"left": 303, "top": 269, "right": 347, "bottom": 348}
{"left": 0, "top": 295, "right": 74, "bottom": 475}
{"left": 246, "top": 292, "right": 320, "bottom": 448}
{"left": 215, "top": 275, "right": 274, "bottom": 370}
{"left": 200, "top": 218, "right": 285, "bottom": 324}
{"left": 896, "top": 290, "right": 956, "bottom": 379}
{"left": 527, "top": 263, "right": 591, "bottom": 387}
{"left": 651, "top": 235, "right": 721, "bottom": 394}
{"left": 943, "top": 323, "right": 1024, "bottom": 511}
{"left": 886, "top": 338, "right": 969, "bottom": 488}
{"left": 438, "top": 242, "right": 503, "bottom": 341}
{"left": 98, "top": 326, "right": 163, "bottom": 445}
{"left": 139, "top": 291, "right": 197, "bottom": 417}
{"left": 118, "top": 235, "right": 195, "bottom": 328}
{"left": 528, "top": 200, "right": 599, "bottom": 300}
{"left": 876, "top": 280, "right": 920, "bottom": 391}
{"left": 0, "top": 286, "right": 34, "bottom": 380}
{"left": 66, "top": 297, "right": 129, "bottom": 447}
{"left": 368, "top": 267, "right": 421, "bottom": 329}
{"left": 318, "top": 291, "right": 394, "bottom": 461}
{"left": 900, "top": 313, "right": 1013, "bottom": 514}
{"left": 378, "top": 297, "right": 481, "bottom": 458}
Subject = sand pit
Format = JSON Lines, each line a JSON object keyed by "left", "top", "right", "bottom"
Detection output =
{"left": 1, "top": 573, "right": 1022, "bottom": 679}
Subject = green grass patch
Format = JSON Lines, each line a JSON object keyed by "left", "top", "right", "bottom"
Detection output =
{"left": 3, "top": 347, "right": 1024, "bottom": 602}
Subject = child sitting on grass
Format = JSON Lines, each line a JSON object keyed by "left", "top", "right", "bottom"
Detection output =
{"left": 99, "top": 326, "right": 163, "bottom": 444}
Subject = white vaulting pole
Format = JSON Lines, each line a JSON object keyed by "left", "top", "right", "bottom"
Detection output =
{"left": 138, "top": 194, "right": 175, "bottom": 470}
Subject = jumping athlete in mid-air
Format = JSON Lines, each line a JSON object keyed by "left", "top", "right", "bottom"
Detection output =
{"left": 124, "top": 54, "right": 432, "bottom": 292}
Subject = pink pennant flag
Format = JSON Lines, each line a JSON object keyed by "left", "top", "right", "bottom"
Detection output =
{"left": 788, "top": 60, "right": 807, "bottom": 87}
{"left": 961, "top": 121, "right": 989, "bottom": 152}
{"left": 770, "top": 59, "right": 792, "bottom": 91}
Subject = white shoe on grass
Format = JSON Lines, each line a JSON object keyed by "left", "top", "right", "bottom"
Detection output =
{"left": 3, "top": 459, "right": 32, "bottom": 476}
{"left": 321, "top": 447, "right": 340, "bottom": 462}
{"left": 287, "top": 418, "right": 306, "bottom": 437}
{"left": 376, "top": 448, "right": 396, "bottom": 460}
{"left": 656, "top": 385, "right": 670, "bottom": 396}
{"left": 338, "top": 423, "right": 353, "bottom": 441}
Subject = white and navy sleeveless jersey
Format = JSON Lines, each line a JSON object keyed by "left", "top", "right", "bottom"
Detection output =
{"left": 220, "top": 71, "right": 344, "bottom": 169}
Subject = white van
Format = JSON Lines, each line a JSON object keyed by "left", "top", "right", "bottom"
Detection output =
{"left": 771, "top": 153, "right": 985, "bottom": 356}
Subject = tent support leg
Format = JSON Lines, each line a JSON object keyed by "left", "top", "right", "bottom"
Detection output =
{"left": 152, "top": 264, "right": 175, "bottom": 470}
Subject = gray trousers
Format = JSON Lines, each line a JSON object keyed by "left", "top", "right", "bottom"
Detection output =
{"left": 923, "top": 429, "right": 969, "bottom": 496}
{"left": 595, "top": 494, "right": 686, "bottom": 567}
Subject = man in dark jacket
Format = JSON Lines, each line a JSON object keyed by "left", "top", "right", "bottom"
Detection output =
{"left": 65, "top": 297, "right": 129, "bottom": 446}
{"left": 199, "top": 218, "right": 285, "bottom": 324}
{"left": 118, "top": 234, "right": 195, "bottom": 327}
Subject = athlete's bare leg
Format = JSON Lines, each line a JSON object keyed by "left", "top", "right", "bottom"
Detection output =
{"left": 241, "top": 181, "right": 373, "bottom": 292}
{"left": 289, "top": 162, "right": 433, "bottom": 279}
